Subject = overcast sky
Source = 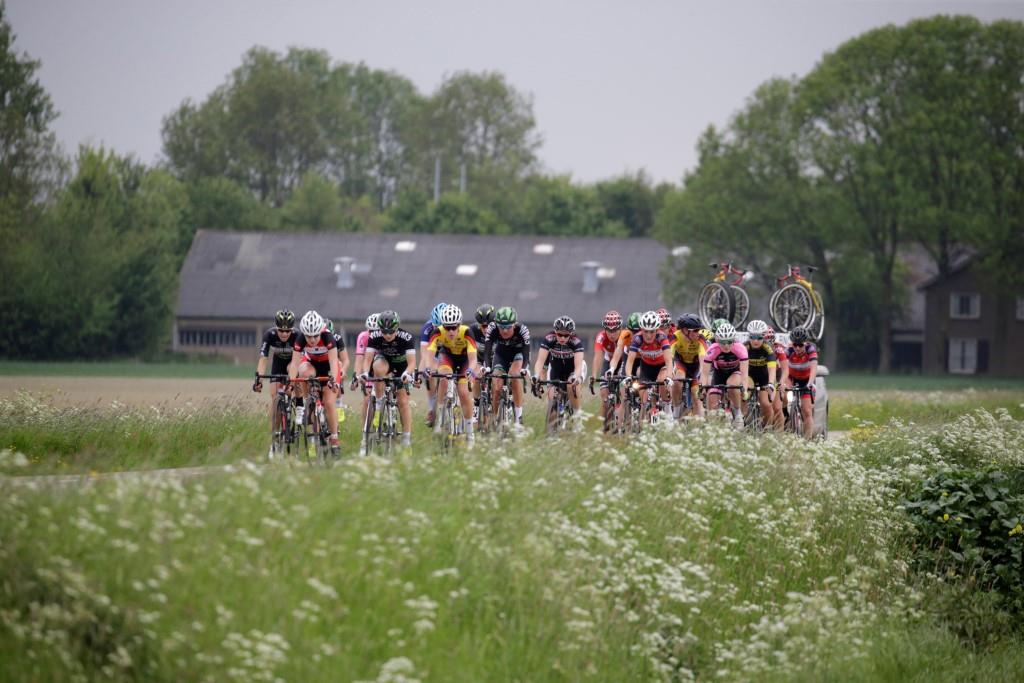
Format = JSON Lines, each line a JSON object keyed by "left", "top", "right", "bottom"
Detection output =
{"left": 8, "top": 1, "right": 1023, "bottom": 184}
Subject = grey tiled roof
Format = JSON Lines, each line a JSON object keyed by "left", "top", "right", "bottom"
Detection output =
{"left": 176, "top": 230, "right": 671, "bottom": 327}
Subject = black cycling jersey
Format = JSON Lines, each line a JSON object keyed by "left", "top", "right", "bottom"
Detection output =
{"left": 365, "top": 329, "right": 416, "bottom": 362}
{"left": 484, "top": 322, "right": 531, "bottom": 368}
{"left": 332, "top": 332, "right": 346, "bottom": 352}
{"left": 540, "top": 333, "right": 584, "bottom": 370}
{"left": 260, "top": 327, "right": 298, "bottom": 359}
{"left": 745, "top": 342, "right": 776, "bottom": 386}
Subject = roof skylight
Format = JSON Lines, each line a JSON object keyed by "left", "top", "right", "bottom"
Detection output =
{"left": 533, "top": 243, "right": 554, "bottom": 255}
{"left": 395, "top": 241, "right": 416, "bottom": 252}
{"left": 455, "top": 264, "right": 478, "bottom": 276}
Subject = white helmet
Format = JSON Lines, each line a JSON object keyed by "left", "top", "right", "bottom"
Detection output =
{"left": 639, "top": 310, "right": 660, "bottom": 331}
{"left": 300, "top": 310, "right": 325, "bottom": 337}
{"left": 439, "top": 304, "right": 463, "bottom": 326}
{"left": 716, "top": 322, "right": 737, "bottom": 343}
{"left": 365, "top": 313, "right": 379, "bottom": 331}
{"left": 746, "top": 319, "right": 769, "bottom": 335}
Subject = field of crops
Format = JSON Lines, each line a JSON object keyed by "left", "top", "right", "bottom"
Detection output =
{"left": 2, "top": 367, "right": 1023, "bottom": 681}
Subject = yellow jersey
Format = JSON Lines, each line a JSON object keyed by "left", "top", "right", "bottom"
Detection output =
{"left": 427, "top": 325, "right": 477, "bottom": 356}
{"left": 672, "top": 330, "right": 707, "bottom": 364}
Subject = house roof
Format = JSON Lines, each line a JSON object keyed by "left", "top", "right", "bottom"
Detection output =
{"left": 917, "top": 254, "right": 975, "bottom": 290}
{"left": 176, "top": 230, "right": 671, "bottom": 327}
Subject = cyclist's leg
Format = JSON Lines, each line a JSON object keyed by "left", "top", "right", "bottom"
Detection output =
{"left": 725, "top": 371, "right": 744, "bottom": 416}
{"left": 390, "top": 359, "right": 412, "bottom": 444}
{"left": 670, "top": 360, "right": 684, "bottom": 414}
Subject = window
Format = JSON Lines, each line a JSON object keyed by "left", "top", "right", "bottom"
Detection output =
{"left": 1017, "top": 297, "right": 1024, "bottom": 321}
{"left": 949, "top": 292, "right": 980, "bottom": 319}
{"left": 948, "top": 337, "right": 977, "bottom": 374}
{"left": 179, "top": 329, "right": 256, "bottom": 347}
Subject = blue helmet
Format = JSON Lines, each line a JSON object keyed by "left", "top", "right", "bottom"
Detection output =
{"left": 430, "top": 302, "right": 448, "bottom": 326}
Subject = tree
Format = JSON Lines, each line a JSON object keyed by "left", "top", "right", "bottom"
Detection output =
{"left": 594, "top": 171, "right": 661, "bottom": 238}
{"left": 280, "top": 171, "right": 346, "bottom": 231}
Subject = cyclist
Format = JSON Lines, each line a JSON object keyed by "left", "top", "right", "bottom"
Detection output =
{"left": 784, "top": 326, "right": 818, "bottom": 439}
{"left": 426, "top": 304, "right": 480, "bottom": 443}
{"left": 419, "top": 302, "right": 447, "bottom": 427}
{"left": 701, "top": 322, "right": 749, "bottom": 428}
{"left": 325, "top": 320, "right": 351, "bottom": 382}
{"left": 483, "top": 306, "right": 531, "bottom": 427}
{"left": 253, "top": 309, "right": 297, "bottom": 460}
{"left": 743, "top": 319, "right": 777, "bottom": 429}
{"left": 623, "top": 310, "right": 674, "bottom": 417}
{"left": 670, "top": 313, "right": 706, "bottom": 418}
{"left": 362, "top": 310, "right": 417, "bottom": 446}
{"left": 351, "top": 313, "right": 379, "bottom": 432}
{"left": 469, "top": 304, "right": 496, "bottom": 420}
{"left": 288, "top": 310, "right": 342, "bottom": 456}
{"left": 766, "top": 326, "right": 788, "bottom": 430}
{"left": 591, "top": 310, "right": 624, "bottom": 411}
{"left": 608, "top": 311, "right": 642, "bottom": 377}
{"left": 657, "top": 307, "right": 675, "bottom": 338}
{"left": 533, "top": 316, "right": 586, "bottom": 416}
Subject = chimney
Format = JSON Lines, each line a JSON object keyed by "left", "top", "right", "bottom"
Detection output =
{"left": 580, "top": 261, "right": 601, "bottom": 294}
{"left": 333, "top": 257, "right": 355, "bottom": 289}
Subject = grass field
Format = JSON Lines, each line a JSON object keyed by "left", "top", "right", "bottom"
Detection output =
{"left": 2, "top": 412, "right": 1022, "bottom": 681}
{"left": 0, "top": 360, "right": 250, "bottom": 379}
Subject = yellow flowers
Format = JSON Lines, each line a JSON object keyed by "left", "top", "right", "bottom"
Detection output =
{"left": 1010, "top": 523, "right": 1023, "bottom": 537}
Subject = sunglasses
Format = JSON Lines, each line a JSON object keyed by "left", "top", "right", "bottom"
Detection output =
{"left": 793, "top": 342, "right": 805, "bottom": 347}
{"left": 443, "top": 324, "right": 459, "bottom": 331}
{"left": 604, "top": 325, "right": 621, "bottom": 332}
{"left": 498, "top": 323, "right": 515, "bottom": 330}
{"left": 748, "top": 334, "right": 763, "bottom": 341}
{"left": 554, "top": 332, "right": 571, "bottom": 338}
{"left": 276, "top": 328, "right": 291, "bottom": 333}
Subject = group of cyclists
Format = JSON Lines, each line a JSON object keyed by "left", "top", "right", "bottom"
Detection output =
{"left": 253, "top": 302, "right": 819, "bottom": 457}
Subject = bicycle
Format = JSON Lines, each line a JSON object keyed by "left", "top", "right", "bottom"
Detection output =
{"left": 290, "top": 376, "right": 336, "bottom": 465}
{"left": 489, "top": 372, "right": 527, "bottom": 438}
{"left": 743, "top": 384, "right": 774, "bottom": 433}
{"left": 590, "top": 374, "right": 627, "bottom": 434}
{"left": 256, "top": 373, "right": 298, "bottom": 459}
{"left": 361, "top": 376, "right": 408, "bottom": 457}
{"left": 533, "top": 378, "right": 576, "bottom": 436}
{"left": 699, "top": 261, "right": 752, "bottom": 329}
{"left": 769, "top": 264, "right": 825, "bottom": 340}
{"left": 675, "top": 376, "right": 701, "bottom": 420}
{"left": 425, "top": 370, "right": 466, "bottom": 450}
{"left": 475, "top": 372, "right": 493, "bottom": 435}
{"left": 783, "top": 384, "right": 815, "bottom": 438}
{"left": 636, "top": 379, "right": 672, "bottom": 428}
{"left": 701, "top": 383, "right": 743, "bottom": 427}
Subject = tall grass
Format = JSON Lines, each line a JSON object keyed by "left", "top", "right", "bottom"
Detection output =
{"left": 2, "top": 413, "right": 1023, "bottom": 681}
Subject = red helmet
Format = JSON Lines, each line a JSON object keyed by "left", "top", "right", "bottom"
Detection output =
{"left": 656, "top": 308, "right": 671, "bottom": 327}
{"left": 602, "top": 310, "right": 622, "bottom": 330}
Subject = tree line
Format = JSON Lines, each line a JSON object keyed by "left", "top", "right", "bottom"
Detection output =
{"left": 1, "top": 7, "right": 1020, "bottom": 370}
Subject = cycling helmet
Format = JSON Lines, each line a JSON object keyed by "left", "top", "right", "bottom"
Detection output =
{"left": 602, "top": 310, "right": 622, "bottom": 330}
{"left": 763, "top": 326, "right": 776, "bottom": 343}
{"left": 325, "top": 319, "right": 335, "bottom": 334}
{"left": 712, "top": 318, "right": 729, "bottom": 333}
{"left": 300, "top": 310, "right": 325, "bottom": 337}
{"left": 656, "top": 307, "right": 671, "bottom": 327}
{"left": 677, "top": 313, "right": 701, "bottom": 330}
{"left": 440, "top": 304, "right": 463, "bottom": 326}
{"left": 716, "top": 322, "right": 737, "bottom": 343}
{"left": 553, "top": 316, "right": 576, "bottom": 333}
{"left": 639, "top": 310, "right": 660, "bottom": 331}
{"left": 495, "top": 306, "right": 517, "bottom": 325}
{"left": 790, "top": 326, "right": 810, "bottom": 344}
{"left": 377, "top": 310, "right": 400, "bottom": 333}
{"left": 475, "top": 304, "right": 495, "bottom": 326}
{"left": 699, "top": 328, "right": 715, "bottom": 343}
{"left": 430, "top": 302, "right": 448, "bottom": 327}
{"left": 746, "top": 319, "right": 770, "bottom": 336}
{"left": 275, "top": 309, "right": 295, "bottom": 329}
{"left": 365, "top": 313, "right": 380, "bottom": 331}
{"left": 626, "top": 312, "right": 642, "bottom": 332}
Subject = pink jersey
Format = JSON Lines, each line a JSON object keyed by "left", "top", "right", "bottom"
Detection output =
{"left": 356, "top": 330, "right": 370, "bottom": 355}
{"left": 703, "top": 342, "right": 748, "bottom": 372}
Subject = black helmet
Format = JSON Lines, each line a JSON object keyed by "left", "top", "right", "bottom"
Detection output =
{"left": 790, "top": 326, "right": 810, "bottom": 344}
{"left": 677, "top": 313, "right": 701, "bottom": 330}
{"left": 495, "top": 306, "right": 517, "bottom": 325}
{"left": 475, "top": 304, "right": 496, "bottom": 326}
{"left": 553, "top": 316, "right": 575, "bottom": 333}
{"left": 377, "top": 310, "right": 400, "bottom": 333}
{"left": 275, "top": 309, "right": 295, "bottom": 329}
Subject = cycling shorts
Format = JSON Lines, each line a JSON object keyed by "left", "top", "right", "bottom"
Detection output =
{"left": 437, "top": 351, "right": 472, "bottom": 380}
{"left": 491, "top": 346, "right": 524, "bottom": 372}
{"left": 638, "top": 362, "right": 663, "bottom": 383}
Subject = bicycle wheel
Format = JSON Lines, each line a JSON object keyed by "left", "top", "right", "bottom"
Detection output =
{"left": 271, "top": 397, "right": 289, "bottom": 459}
{"left": 361, "top": 399, "right": 376, "bottom": 457}
{"left": 477, "top": 393, "right": 491, "bottom": 435}
{"left": 315, "top": 404, "right": 331, "bottom": 465}
{"left": 602, "top": 396, "right": 616, "bottom": 433}
{"left": 770, "top": 283, "right": 814, "bottom": 332}
{"left": 809, "top": 290, "right": 825, "bottom": 341}
{"left": 730, "top": 286, "right": 750, "bottom": 327}
{"left": 498, "top": 393, "right": 515, "bottom": 438}
{"left": 698, "top": 282, "right": 735, "bottom": 329}
{"left": 545, "top": 398, "right": 559, "bottom": 436}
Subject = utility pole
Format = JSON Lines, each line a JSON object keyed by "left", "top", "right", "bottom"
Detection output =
{"left": 433, "top": 156, "right": 441, "bottom": 203}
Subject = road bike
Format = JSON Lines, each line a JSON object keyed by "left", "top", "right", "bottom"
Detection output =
{"left": 488, "top": 372, "right": 527, "bottom": 438}
{"left": 533, "top": 378, "right": 576, "bottom": 436}
{"left": 769, "top": 264, "right": 825, "bottom": 340}
{"left": 361, "top": 376, "right": 408, "bottom": 457}
{"left": 475, "top": 372, "right": 493, "bottom": 435}
{"left": 257, "top": 373, "right": 299, "bottom": 459}
{"left": 783, "top": 384, "right": 816, "bottom": 438}
{"left": 590, "top": 374, "right": 627, "bottom": 434}
{"left": 290, "top": 376, "right": 336, "bottom": 465}
{"left": 699, "top": 260, "right": 752, "bottom": 329}
{"left": 743, "top": 384, "right": 774, "bottom": 433}
{"left": 701, "top": 383, "right": 744, "bottom": 428}
{"left": 425, "top": 370, "right": 467, "bottom": 451}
